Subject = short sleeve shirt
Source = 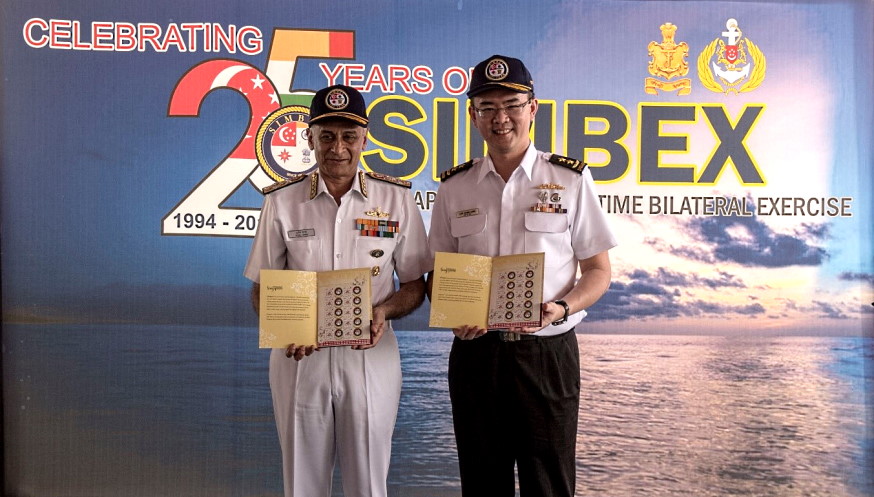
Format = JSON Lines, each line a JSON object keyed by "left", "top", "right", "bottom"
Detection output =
{"left": 428, "top": 144, "right": 617, "bottom": 335}
{"left": 245, "top": 170, "right": 428, "bottom": 306}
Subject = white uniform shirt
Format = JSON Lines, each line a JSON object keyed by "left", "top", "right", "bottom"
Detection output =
{"left": 428, "top": 144, "right": 617, "bottom": 336}
{"left": 245, "top": 170, "right": 428, "bottom": 307}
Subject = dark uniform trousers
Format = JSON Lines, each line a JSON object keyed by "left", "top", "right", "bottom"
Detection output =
{"left": 448, "top": 329, "right": 580, "bottom": 497}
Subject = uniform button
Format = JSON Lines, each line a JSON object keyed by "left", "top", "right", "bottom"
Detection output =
{"left": 336, "top": 254, "right": 342, "bottom": 259}
{"left": 336, "top": 218, "right": 342, "bottom": 224}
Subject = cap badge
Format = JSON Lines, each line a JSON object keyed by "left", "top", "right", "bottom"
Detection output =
{"left": 485, "top": 58, "right": 509, "bottom": 81}
{"left": 325, "top": 88, "right": 349, "bottom": 110}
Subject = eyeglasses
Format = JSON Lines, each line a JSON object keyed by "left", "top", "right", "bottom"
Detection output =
{"left": 473, "top": 98, "right": 532, "bottom": 119}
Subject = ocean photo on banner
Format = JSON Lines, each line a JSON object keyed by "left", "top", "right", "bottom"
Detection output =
{"left": 4, "top": 325, "right": 873, "bottom": 496}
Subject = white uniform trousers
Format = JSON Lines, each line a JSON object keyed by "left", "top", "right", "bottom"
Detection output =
{"left": 269, "top": 328, "right": 401, "bottom": 497}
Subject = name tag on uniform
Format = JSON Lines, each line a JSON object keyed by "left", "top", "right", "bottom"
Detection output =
{"left": 456, "top": 208, "right": 480, "bottom": 218}
{"left": 288, "top": 228, "right": 315, "bottom": 239}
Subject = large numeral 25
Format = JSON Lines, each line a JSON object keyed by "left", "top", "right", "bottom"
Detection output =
{"left": 162, "top": 29, "right": 355, "bottom": 237}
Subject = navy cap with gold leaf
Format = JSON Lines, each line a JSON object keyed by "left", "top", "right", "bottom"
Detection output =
{"left": 309, "top": 84, "right": 368, "bottom": 127}
{"left": 466, "top": 55, "right": 534, "bottom": 98}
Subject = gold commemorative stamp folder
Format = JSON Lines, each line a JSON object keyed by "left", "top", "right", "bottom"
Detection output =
{"left": 429, "top": 252, "right": 544, "bottom": 329}
{"left": 259, "top": 268, "right": 372, "bottom": 348}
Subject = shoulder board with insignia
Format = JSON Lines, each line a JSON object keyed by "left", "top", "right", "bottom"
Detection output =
{"left": 261, "top": 174, "right": 307, "bottom": 194}
{"left": 440, "top": 160, "right": 475, "bottom": 182}
{"left": 548, "top": 154, "right": 587, "bottom": 174}
{"left": 365, "top": 171, "right": 411, "bottom": 188}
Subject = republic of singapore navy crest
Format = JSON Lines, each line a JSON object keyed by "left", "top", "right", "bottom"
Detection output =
{"left": 255, "top": 105, "right": 315, "bottom": 182}
{"left": 697, "top": 18, "right": 767, "bottom": 94}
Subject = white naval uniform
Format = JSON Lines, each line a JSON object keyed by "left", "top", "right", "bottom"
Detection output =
{"left": 428, "top": 143, "right": 618, "bottom": 335}
{"left": 244, "top": 170, "right": 428, "bottom": 497}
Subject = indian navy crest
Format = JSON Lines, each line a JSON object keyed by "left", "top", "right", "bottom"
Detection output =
{"left": 645, "top": 22, "right": 692, "bottom": 95}
{"left": 697, "top": 19, "right": 767, "bottom": 94}
{"left": 255, "top": 105, "right": 316, "bottom": 181}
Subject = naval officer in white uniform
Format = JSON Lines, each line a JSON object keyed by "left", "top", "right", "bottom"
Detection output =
{"left": 245, "top": 84, "right": 428, "bottom": 497}
{"left": 427, "top": 55, "right": 617, "bottom": 497}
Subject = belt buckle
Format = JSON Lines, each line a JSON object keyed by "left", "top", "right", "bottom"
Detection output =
{"left": 499, "top": 331, "right": 520, "bottom": 342}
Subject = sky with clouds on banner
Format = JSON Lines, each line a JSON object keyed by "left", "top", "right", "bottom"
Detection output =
{"left": 1, "top": 0, "right": 871, "bottom": 335}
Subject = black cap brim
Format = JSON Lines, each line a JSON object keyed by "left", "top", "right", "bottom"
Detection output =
{"left": 308, "top": 112, "right": 368, "bottom": 127}
{"left": 467, "top": 81, "right": 533, "bottom": 98}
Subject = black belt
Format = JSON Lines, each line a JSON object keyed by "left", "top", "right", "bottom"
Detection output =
{"left": 492, "top": 328, "right": 573, "bottom": 342}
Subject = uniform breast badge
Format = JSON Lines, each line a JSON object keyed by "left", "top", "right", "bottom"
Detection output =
{"left": 532, "top": 183, "right": 567, "bottom": 213}
{"left": 356, "top": 207, "right": 398, "bottom": 238}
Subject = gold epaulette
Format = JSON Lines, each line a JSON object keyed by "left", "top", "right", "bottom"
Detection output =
{"left": 548, "top": 154, "right": 587, "bottom": 173}
{"left": 261, "top": 174, "right": 307, "bottom": 194}
{"left": 440, "top": 160, "right": 475, "bottom": 182}
{"left": 365, "top": 171, "right": 411, "bottom": 188}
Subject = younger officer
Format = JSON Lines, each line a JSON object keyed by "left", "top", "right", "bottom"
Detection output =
{"left": 428, "top": 55, "right": 617, "bottom": 496}
{"left": 245, "top": 84, "right": 428, "bottom": 497}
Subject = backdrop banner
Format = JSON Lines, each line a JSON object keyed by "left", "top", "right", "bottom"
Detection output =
{"left": 2, "top": 1, "right": 872, "bottom": 495}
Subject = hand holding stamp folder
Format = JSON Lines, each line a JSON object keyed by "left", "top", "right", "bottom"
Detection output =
{"left": 429, "top": 252, "right": 545, "bottom": 329}
{"left": 259, "top": 268, "right": 372, "bottom": 348}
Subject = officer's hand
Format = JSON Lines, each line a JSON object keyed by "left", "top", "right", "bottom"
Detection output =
{"left": 285, "top": 343, "right": 318, "bottom": 361}
{"left": 354, "top": 305, "right": 387, "bottom": 350}
{"left": 452, "top": 325, "right": 487, "bottom": 340}
{"left": 510, "top": 301, "right": 565, "bottom": 334}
